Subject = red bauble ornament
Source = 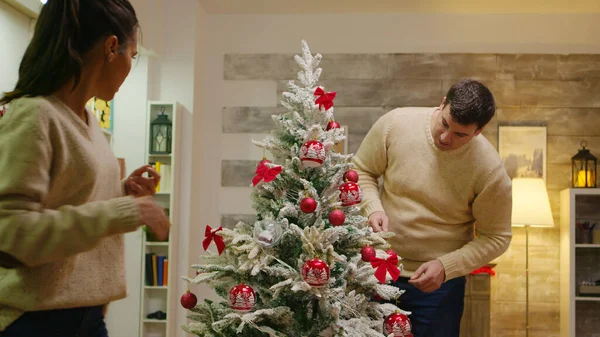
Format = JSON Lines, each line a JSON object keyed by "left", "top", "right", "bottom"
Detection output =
{"left": 302, "top": 258, "right": 330, "bottom": 287}
{"left": 328, "top": 209, "right": 345, "bottom": 226}
{"left": 300, "top": 197, "right": 317, "bottom": 213}
{"left": 339, "top": 182, "right": 363, "bottom": 206}
{"left": 180, "top": 290, "right": 198, "bottom": 309}
{"left": 228, "top": 284, "right": 256, "bottom": 313}
{"left": 386, "top": 248, "right": 398, "bottom": 259}
{"left": 360, "top": 246, "right": 376, "bottom": 262}
{"left": 300, "top": 140, "right": 326, "bottom": 168}
{"left": 326, "top": 120, "right": 341, "bottom": 131}
{"left": 383, "top": 311, "right": 413, "bottom": 337}
{"left": 344, "top": 170, "right": 359, "bottom": 183}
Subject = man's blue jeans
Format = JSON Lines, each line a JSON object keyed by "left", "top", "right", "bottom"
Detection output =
{"left": 388, "top": 276, "right": 466, "bottom": 337}
{"left": 0, "top": 305, "right": 108, "bottom": 337}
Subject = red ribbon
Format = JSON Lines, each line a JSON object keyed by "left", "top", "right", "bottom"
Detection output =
{"left": 252, "top": 161, "right": 282, "bottom": 186}
{"left": 470, "top": 266, "right": 496, "bottom": 276}
{"left": 371, "top": 255, "right": 401, "bottom": 283}
{"left": 203, "top": 225, "right": 225, "bottom": 255}
{"left": 314, "top": 87, "right": 336, "bottom": 111}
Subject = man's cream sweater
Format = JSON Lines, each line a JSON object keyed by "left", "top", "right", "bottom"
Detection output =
{"left": 0, "top": 96, "right": 140, "bottom": 330}
{"left": 352, "top": 107, "right": 512, "bottom": 281}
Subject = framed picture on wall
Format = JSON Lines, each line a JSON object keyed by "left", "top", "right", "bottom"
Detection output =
{"left": 85, "top": 97, "right": 113, "bottom": 133}
{"left": 498, "top": 122, "right": 547, "bottom": 181}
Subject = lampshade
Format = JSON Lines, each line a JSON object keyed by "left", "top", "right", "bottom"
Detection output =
{"left": 511, "top": 177, "right": 554, "bottom": 228}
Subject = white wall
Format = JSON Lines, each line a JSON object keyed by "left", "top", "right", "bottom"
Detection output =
{"left": 109, "top": 1, "right": 198, "bottom": 336}
{"left": 107, "top": 55, "right": 150, "bottom": 337}
{"left": 0, "top": 1, "right": 31, "bottom": 95}
{"left": 190, "top": 8, "right": 600, "bottom": 303}
{"left": 152, "top": 1, "right": 198, "bottom": 335}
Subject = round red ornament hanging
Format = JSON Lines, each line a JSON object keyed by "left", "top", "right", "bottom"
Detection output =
{"left": 326, "top": 120, "right": 341, "bottom": 131}
{"left": 383, "top": 311, "right": 413, "bottom": 337}
{"left": 328, "top": 209, "right": 345, "bottom": 226}
{"left": 360, "top": 246, "right": 376, "bottom": 262}
{"left": 228, "top": 283, "right": 256, "bottom": 313}
{"left": 302, "top": 258, "right": 330, "bottom": 287}
{"left": 339, "top": 181, "right": 363, "bottom": 206}
{"left": 300, "top": 197, "right": 317, "bottom": 213}
{"left": 343, "top": 170, "right": 359, "bottom": 183}
{"left": 180, "top": 290, "right": 198, "bottom": 309}
{"left": 300, "top": 140, "right": 326, "bottom": 168}
{"left": 386, "top": 248, "right": 398, "bottom": 259}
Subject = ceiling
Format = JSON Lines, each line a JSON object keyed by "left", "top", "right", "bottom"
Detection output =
{"left": 6, "top": 0, "right": 598, "bottom": 18}
{"left": 2, "top": 0, "right": 41, "bottom": 18}
{"left": 199, "top": 0, "right": 600, "bottom": 14}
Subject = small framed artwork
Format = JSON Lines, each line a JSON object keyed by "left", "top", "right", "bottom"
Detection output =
{"left": 333, "top": 125, "right": 349, "bottom": 154}
{"left": 498, "top": 122, "right": 547, "bottom": 181}
{"left": 85, "top": 97, "right": 113, "bottom": 133}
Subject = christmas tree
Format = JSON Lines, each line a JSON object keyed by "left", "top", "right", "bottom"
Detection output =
{"left": 181, "top": 41, "right": 413, "bottom": 337}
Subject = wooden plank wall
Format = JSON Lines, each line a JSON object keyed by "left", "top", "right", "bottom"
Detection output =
{"left": 221, "top": 53, "right": 600, "bottom": 337}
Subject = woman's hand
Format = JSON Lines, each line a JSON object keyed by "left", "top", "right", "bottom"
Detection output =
{"left": 124, "top": 165, "right": 160, "bottom": 197}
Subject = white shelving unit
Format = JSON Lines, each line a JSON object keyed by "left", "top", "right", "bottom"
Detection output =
{"left": 139, "top": 101, "right": 181, "bottom": 337}
{"left": 560, "top": 188, "right": 600, "bottom": 336}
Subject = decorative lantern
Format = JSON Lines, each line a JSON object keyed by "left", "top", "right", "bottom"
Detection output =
{"left": 149, "top": 107, "right": 172, "bottom": 154}
{"left": 572, "top": 140, "right": 597, "bottom": 188}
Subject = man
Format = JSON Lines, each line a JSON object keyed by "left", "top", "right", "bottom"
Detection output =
{"left": 352, "top": 79, "right": 512, "bottom": 337}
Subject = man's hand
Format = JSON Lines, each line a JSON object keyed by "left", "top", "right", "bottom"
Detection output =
{"left": 368, "top": 211, "right": 389, "bottom": 232}
{"left": 408, "top": 259, "right": 446, "bottom": 293}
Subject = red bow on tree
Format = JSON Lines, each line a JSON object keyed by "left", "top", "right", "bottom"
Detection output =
{"left": 314, "top": 87, "right": 336, "bottom": 111}
{"left": 470, "top": 266, "right": 496, "bottom": 276}
{"left": 202, "top": 225, "right": 225, "bottom": 255}
{"left": 252, "top": 161, "right": 282, "bottom": 186}
{"left": 371, "top": 254, "right": 401, "bottom": 284}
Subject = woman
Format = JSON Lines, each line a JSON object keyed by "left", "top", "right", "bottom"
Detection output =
{"left": 0, "top": 0, "right": 170, "bottom": 336}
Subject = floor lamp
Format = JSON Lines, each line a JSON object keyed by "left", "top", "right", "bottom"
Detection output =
{"left": 511, "top": 178, "right": 555, "bottom": 337}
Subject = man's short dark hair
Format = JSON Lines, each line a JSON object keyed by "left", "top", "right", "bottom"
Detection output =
{"left": 444, "top": 79, "right": 495, "bottom": 130}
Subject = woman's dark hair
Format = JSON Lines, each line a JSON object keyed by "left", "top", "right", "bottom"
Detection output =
{"left": 444, "top": 79, "right": 496, "bottom": 130}
{"left": 0, "top": 0, "right": 138, "bottom": 105}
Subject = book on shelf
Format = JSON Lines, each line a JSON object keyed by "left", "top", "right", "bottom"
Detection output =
{"left": 145, "top": 253, "right": 168, "bottom": 286}
{"left": 148, "top": 161, "right": 172, "bottom": 193}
